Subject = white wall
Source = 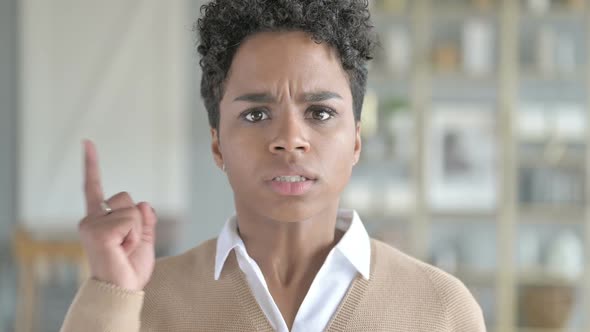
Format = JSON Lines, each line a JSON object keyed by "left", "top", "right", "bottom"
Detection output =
{"left": 180, "top": 0, "right": 235, "bottom": 252}
{"left": 17, "top": 0, "right": 236, "bottom": 252}
{"left": 18, "top": 0, "right": 190, "bottom": 225}
{"left": 0, "top": 0, "right": 17, "bottom": 242}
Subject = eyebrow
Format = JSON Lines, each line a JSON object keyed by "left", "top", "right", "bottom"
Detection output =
{"left": 233, "top": 91, "right": 342, "bottom": 103}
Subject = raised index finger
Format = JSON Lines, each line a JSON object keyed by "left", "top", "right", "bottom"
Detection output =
{"left": 83, "top": 139, "right": 105, "bottom": 214}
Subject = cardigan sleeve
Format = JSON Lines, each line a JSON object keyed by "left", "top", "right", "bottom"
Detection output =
{"left": 60, "top": 278, "right": 145, "bottom": 332}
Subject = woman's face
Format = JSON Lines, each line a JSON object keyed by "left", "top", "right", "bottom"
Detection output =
{"left": 212, "top": 31, "right": 361, "bottom": 222}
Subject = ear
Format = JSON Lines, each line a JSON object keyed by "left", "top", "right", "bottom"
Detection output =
{"left": 353, "top": 122, "right": 362, "bottom": 166}
{"left": 210, "top": 127, "right": 224, "bottom": 170}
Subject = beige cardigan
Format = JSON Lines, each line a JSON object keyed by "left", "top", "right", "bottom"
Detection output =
{"left": 61, "top": 239, "right": 486, "bottom": 331}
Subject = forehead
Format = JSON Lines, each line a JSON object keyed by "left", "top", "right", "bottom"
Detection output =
{"left": 224, "top": 31, "right": 350, "bottom": 96}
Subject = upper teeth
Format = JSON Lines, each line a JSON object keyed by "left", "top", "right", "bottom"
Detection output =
{"left": 273, "top": 176, "right": 308, "bottom": 182}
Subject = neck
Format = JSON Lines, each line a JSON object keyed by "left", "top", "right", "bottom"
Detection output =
{"left": 236, "top": 206, "right": 343, "bottom": 287}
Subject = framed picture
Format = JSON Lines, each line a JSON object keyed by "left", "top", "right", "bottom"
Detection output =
{"left": 427, "top": 104, "right": 497, "bottom": 211}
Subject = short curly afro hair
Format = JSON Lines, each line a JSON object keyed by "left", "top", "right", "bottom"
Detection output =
{"left": 196, "top": 0, "right": 377, "bottom": 129}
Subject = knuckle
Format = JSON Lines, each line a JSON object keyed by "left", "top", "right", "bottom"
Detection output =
{"left": 109, "top": 191, "right": 134, "bottom": 205}
{"left": 127, "top": 206, "right": 142, "bottom": 220}
{"left": 116, "top": 191, "right": 131, "bottom": 200}
{"left": 116, "top": 206, "right": 140, "bottom": 221}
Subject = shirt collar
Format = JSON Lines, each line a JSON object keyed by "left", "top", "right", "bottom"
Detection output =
{"left": 333, "top": 209, "right": 371, "bottom": 280}
{"left": 214, "top": 214, "right": 245, "bottom": 280}
{"left": 214, "top": 209, "right": 371, "bottom": 280}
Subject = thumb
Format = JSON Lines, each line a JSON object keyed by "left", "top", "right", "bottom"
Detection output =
{"left": 136, "top": 202, "right": 157, "bottom": 245}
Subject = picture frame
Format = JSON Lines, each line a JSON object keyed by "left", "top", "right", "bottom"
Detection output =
{"left": 427, "top": 104, "right": 497, "bottom": 211}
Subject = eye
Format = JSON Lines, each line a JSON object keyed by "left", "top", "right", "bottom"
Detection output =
{"left": 307, "top": 107, "right": 336, "bottom": 121}
{"left": 243, "top": 109, "right": 269, "bottom": 122}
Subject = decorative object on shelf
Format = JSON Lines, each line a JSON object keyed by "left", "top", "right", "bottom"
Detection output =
{"left": 433, "top": 42, "right": 460, "bottom": 73}
{"left": 518, "top": 102, "right": 586, "bottom": 206}
{"left": 545, "top": 229, "right": 584, "bottom": 282}
{"left": 520, "top": 285, "right": 575, "bottom": 328}
{"left": 462, "top": 18, "right": 494, "bottom": 76}
{"left": 380, "top": 97, "right": 412, "bottom": 160}
{"left": 385, "top": 27, "right": 411, "bottom": 75}
{"left": 567, "top": 0, "right": 585, "bottom": 10}
{"left": 527, "top": 0, "right": 551, "bottom": 14}
{"left": 554, "top": 103, "right": 586, "bottom": 143}
{"left": 381, "top": 98, "right": 410, "bottom": 131}
{"left": 518, "top": 102, "right": 585, "bottom": 144}
{"left": 427, "top": 105, "right": 497, "bottom": 211}
{"left": 517, "top": 103, "right": 549, "bottom": 142}
{"left": 519, "top": 166, "right": 585, "bottom": 205}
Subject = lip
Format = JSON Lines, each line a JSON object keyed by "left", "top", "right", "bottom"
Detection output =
{"left": 268, "top": 178, "right": 316, "bottom": 196}
{"left": 264, "top": 166, "right": 319, "bottom": 196}
{"left": 265, "top": 167, "right": 319, "bottom": 182}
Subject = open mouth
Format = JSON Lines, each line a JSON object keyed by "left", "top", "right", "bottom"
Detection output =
{"left": 272, "top": 175, "right": 310, "bottom": 183}
{"left": 269, "top": 175, "right": 316, "bottom": 196}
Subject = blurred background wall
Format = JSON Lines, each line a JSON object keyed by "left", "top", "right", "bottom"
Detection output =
{"left": 11, "top": 0, "right": 232, "bottom": 248}
{"left": 1, "top": 0, "right": 235, "bottom": 330}
{"left": 0, "top": 0, "right": 18, "bottom": 243}
{"left": 2, "top": 1, "right": 590, "bottom": 332}
{"left": 0, "top": 0, "right": 19, "bottom": 329}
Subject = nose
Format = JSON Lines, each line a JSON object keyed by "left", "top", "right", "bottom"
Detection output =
{"left": 269, "top": 111, "right": 311, "bottom": 154}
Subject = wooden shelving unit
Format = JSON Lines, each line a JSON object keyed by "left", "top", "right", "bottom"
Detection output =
{"left": 342, "top": 0, "right": 590, "bottom": 330}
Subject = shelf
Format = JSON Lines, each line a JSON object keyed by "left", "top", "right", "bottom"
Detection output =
{"left": 430, "top": 73, "right": 499, "bottom": 100}
{"left": 517, "top": 328, "right": 586, "bottom": 332}
{"left": 367, "top": 71, "right": 413, "bottom": 94}
{"left": 431, "top": 71, "right": 498, "bottom": 83}
{"left": 518, "top": 205, "right": 586, "bottom": 224}
{"left": 519, "top": 69, "right": 587, "bottom": 84}
{"left": 367, "top": 1, "right": 590, "bottom": 330}
{"left": 518, "top": 268, "right": 582, "bottom": 286}
{"left": 520, "top": 9, "right": 586, "bottom": 22}
{"left": 430, "top": 210, "right": 497, "bottom": 221}
{"left": 518, "top": 155, "right": 586, "bottom": 169}
{"left": 520, "top": 70, "right": 586, "bottom": 84}
{"left": 431, "top": 8, "right": 497, "bottom": 21}
{"left": 358, "top": 209, "right": 414, "bottom": 221}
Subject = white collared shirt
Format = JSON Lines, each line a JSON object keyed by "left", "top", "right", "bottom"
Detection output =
{"left": 214, "top": 209, "right": 371, "bottom": 332}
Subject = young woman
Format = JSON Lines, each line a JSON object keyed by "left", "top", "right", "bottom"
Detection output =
{"left": 61, "top": 1, "right": 486, "bottom": 331}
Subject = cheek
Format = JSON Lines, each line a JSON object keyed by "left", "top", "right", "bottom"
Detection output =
{"left": 319, "top": 131, "right": 356, "bottom": 186}
{"left": 220, "top": 129, "right": 264, "bottom": 178}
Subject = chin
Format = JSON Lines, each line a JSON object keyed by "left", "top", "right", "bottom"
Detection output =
{"left": 266, "top": 203, "right": 318, "bottom": 223}
{"left": 270, "top": 198, "right": 341, "bottom": 223}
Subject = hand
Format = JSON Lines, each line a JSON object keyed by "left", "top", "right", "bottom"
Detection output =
{"left": 78, "top": 140, "right": 157, "bottom": 291}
